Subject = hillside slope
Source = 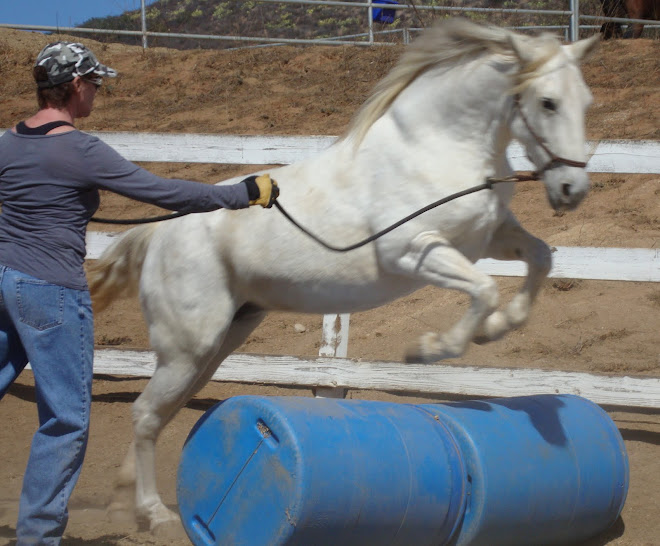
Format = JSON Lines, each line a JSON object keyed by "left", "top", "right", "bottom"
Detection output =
{"left": 75, "top": 0, "right": 609, "bottom": 49}
{"left": 0, "top": 28, "right": 657, "bottom": 140}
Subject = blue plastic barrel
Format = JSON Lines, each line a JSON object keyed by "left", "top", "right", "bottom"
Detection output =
{"left": 417, "top": 394, "right": 629, "bottom": 545}
{"left": 177, "top": 394, "right": 628, "bottom": 546}
{"left": 177, "top": 396, "right": 465, "bottom": 546}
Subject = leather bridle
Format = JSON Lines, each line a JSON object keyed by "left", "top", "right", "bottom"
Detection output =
{"left": 512, "top": 93, "right": 588, "bottom": 177}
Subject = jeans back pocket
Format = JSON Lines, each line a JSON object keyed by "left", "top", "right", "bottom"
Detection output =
{"left": 17, "top": 279, "right": 64, "bottom": 330}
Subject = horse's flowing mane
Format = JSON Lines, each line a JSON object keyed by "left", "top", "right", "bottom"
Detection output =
{"left": 343, "top": 18, "right": 562, "bottom": 145}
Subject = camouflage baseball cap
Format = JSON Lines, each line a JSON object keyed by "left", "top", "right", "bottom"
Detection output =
{"left": 35, "top": 41, "right": 118, "bottom": 88}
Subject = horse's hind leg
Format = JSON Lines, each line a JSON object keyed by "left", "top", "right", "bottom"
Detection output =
{"left": 113, "top": 304, "right": 266, "bottom": 535}
{"left": 397, "top": 232, "right": 500, "bottom": 363}
{"left": 107, "top": 440, "right": 138, "bottom": 525}
{"left": 475, "top": 213, "right": 552, "bottom": 343}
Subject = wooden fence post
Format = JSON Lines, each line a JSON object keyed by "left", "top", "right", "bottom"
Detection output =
{"left": 314, "top": 313, "right": 351, "bottom": 398}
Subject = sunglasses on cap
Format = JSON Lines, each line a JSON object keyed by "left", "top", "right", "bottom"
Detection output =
{"left": 82, "top": 75, "right": 103, "bottom": 88}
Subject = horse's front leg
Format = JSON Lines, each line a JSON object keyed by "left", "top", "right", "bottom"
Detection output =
{"left": 475, "top": 212, "right": 552, "bottom": 342}
{"left": 397, "top": 232, "right": 500, "bottom": 363}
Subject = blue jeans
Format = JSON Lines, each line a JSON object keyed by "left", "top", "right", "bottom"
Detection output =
{"left": 0, "top": 266, "right": 94, "bottom": 545}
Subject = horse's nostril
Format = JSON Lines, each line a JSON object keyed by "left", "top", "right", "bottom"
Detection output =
{"left": 562, "top": 183, "right": 571, "bottom": 197}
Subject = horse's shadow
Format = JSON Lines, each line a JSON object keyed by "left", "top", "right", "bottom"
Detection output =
{"left": 409, "top": 391, "right": 660, "bottom": 445}
{"left": 443, "top": 395, "right": 569, "bottom": 445}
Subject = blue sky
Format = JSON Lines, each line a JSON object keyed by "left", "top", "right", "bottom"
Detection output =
{"left": 0, "top": 1, "right": 157, "bottom": 29}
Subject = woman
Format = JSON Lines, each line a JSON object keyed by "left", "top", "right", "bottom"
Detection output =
{"left": 0, "top": 41, "right": 278, "bottom": 544}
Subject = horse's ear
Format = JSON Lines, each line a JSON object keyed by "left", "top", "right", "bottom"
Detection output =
{"left": 568, "top": 34, "right": 600, "bottom": 63}
{"left": 507, "top": 33, "right": 534, "bottom": 65}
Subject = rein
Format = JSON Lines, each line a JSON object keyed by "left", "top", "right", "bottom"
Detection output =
{"left": 90, "top": 173, "right": 537, "bottom": 252}
{"left": 90, "top": 95, "right": 586, "bottom": 251}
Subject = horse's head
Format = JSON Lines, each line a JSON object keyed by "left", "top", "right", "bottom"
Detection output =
{"left": 508, "top": 33, "right": 599, "bottom": 211}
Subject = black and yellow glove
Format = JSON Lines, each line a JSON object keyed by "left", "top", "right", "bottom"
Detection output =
{"left": 243, "top": 174, "right": 280, "bottom": 208}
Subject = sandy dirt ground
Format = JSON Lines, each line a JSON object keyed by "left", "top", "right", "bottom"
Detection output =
{"left": 0, "top": 28, "right": 658, "bottom": 545}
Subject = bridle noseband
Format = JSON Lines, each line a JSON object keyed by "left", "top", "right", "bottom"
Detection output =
{"left": 512, "top": 93, "right": 588, "bottom": 177}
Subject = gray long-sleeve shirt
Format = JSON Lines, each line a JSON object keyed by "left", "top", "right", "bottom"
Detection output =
{"left": 0, "top": 129, "right": 250, "bottom": 289}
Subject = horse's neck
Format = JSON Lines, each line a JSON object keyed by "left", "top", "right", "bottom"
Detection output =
{"left": 386, "top": 59, "right": 514, "bottom": 163}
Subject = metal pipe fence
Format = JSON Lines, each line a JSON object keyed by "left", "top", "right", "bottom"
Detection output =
{"left": 1, "top": 1, "right": 658, "bottom": 48}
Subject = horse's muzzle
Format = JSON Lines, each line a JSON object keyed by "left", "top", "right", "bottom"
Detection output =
{"left": 546, "top": 170, "right": 590, "bottom": 211}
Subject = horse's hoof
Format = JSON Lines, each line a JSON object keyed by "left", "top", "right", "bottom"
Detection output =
{"left": 151, "top": 517, "right": 187, "bottom": 540}
{"left": 404, "top": 340, "right": 435, "bottom": 364}
{"left": 106, "top": 502, "right": 137, "bottom": 526}
{"left": 405, "top": 331, "right": 435, "bottom": 364}
{"left": 406, "top": 332, "right": 462, "bottom": 363}
{"left": 404, "top": 342, "right": 425, "bottom": 363}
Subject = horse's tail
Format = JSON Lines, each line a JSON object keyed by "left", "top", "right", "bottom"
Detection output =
{"left": 87, "top": 224, "right": 159, "bottom": 313}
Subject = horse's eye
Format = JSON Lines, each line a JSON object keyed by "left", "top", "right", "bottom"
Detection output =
{"left": 541, "top": 97, "right": 557, "bottom": 112}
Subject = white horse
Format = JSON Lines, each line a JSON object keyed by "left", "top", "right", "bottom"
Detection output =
{"left": 89, "top": 19, "right": 598, "bottom": 534}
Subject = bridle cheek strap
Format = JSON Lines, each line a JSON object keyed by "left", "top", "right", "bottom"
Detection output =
{"left": 513, "top": 94, "right": 588, "bottom": 177}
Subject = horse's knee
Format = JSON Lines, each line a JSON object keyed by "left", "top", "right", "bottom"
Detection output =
{"left": 476, "top": 294, "right": 529, "bottom": 343}
{"left": 506, "top": 294, "right": 532, "bottom": 327}
{"left": 474, "top": 276, "right": 499, "bottom": 314}
{"left": 132, "top": 400, "right": 163, "bottom": 442}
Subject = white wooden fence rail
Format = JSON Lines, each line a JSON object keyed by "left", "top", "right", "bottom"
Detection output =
{"left": 86, "top": 133, "right": 660, "bottom": 172}
{"left": 2, "top": 131, "right": 657, "bottom": 172}
{"left": 75, "top": 133, "right": 659, "bottom": 407}
{"left": 93, "top": 349, "right": 660, "bottom": 409}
